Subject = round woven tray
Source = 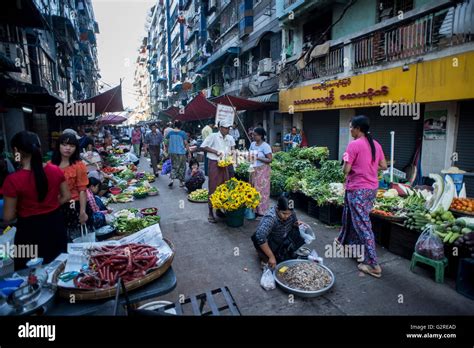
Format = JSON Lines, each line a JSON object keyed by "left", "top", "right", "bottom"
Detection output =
{"left": 58, "top": 238, "right": 175, "bottom": 301}
{"left": 370, "top": 212, "right": 406, "bottom": 222}
{"left": 187, "top": 196, "right": 208, "bottom": 203}
{"left": 450, "top": 208, "right": 474, "bottom": 217}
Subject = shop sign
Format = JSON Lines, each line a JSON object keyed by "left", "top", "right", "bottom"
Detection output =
{"left": 215, "top": 104, "right": 235, "bottom": 126}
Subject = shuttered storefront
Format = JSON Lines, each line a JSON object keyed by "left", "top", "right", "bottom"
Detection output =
{"left": 359, "top": 107, "right": 424, "bottom": 171}
{"left": 455, "top": 101, "right": 474, "bottom": 195}
{"left": 303, "top": 110, "right": 340, "bottom": 160}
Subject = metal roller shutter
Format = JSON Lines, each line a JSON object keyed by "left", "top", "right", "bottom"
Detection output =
{"left": 358, "top": 107, "right": 423, "bottom": 170}
{"left": 455, "top": 101, "right": 474, "bottom": 196}
{"left": 303, "top": 110, "right": 340, "bottom": 159}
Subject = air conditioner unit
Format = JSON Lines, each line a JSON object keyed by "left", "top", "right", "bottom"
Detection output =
{"left": 258, "top": 58, "right": 273, "bottom": 75}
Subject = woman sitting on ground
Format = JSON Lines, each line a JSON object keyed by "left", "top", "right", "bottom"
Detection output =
{"left": 86, "top": 177, "right": 112, "bottom": 229}
{"left": 251, "top": 195, "right": 306, "bottom": 268}
{"left": 185, "top": 158, "right": 205, "bottom": 193}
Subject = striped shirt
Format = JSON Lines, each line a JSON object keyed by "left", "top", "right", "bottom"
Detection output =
{"left": 253, "top": 206, "right": 297, "bottom": 246}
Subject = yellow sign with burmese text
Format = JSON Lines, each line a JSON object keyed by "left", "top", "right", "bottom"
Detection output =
{"left": 279, "top": 67, "right": 416, "bottom": 112}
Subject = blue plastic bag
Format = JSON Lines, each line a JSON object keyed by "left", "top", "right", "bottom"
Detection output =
{"left": 161, "top": 159, "right": 172, "bottom": 175}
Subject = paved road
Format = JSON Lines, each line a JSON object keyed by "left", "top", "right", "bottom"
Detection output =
{"left": 110, "top": 156, "right": 474, "bottom": 315}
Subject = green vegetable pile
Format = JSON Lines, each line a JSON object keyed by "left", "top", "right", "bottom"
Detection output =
{"left": 235, "top": 162, "right": 250, "bottom": 182}
{"left": 117, "top": 168, "right": 135, "bottom": 181}
{"left": 115, "top": 215, "right": 161, "bottom": 235}
{"left": 189, "top": 189, "right": 208, "bottom": 201}
{"left": 270, "top": 147, "right": 344, "bottom": 205}
{"left": 297, "top": 147, "right": 329, "bottom": 162}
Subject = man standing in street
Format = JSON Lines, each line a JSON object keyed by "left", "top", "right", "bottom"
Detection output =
{"left": 166, "top": 120, "right": 189, "bottom": 188}
{"left": 201, "top": 121, "right": 236, "bottom": 223}
{"left": 144, "top": 124, "right": 163, "bottom": 177}
{"left": 131, "top": 125, "right": 142, "bottom": 156}
{"left": 229, "top": 122, "right": 240, "bottom": 143}
{"left": 283, "top": 126, "right": 302, "bottom": 152}
{"left": 201, "top": 122, "right": 214, "bottom": 176}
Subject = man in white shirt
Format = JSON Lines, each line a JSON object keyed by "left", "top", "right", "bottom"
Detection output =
{"left": 201, "top": 120, "right": 236, "bottom": 223}
{"left": 229, "top": 122, "right": 240, "bottom": 143}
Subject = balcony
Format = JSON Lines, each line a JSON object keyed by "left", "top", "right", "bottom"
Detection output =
{"left": 279, "top": 45, "right": 344, "bottom": 87}
{"left": 279, "top": 0, "right": 474, "bottom": 87}
{"left": 353, "top": 2, "right": 473, "bottom": 69}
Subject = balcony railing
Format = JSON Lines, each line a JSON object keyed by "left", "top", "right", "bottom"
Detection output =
{"left": 352, "top": 3, "right": 473, "bottom": 69}
{"left": 279, "top": 45, "right": 344, "bottom": 86}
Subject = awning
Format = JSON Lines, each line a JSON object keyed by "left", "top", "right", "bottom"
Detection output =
{"left": 162, "top": 106, "right": 180, "bottom": 118}
{"left": 211, "top": 94, "right": 268, "bottom": 111}
{"left": 248, "top": 92, "right": 279, "bottom": 103}
{"left": 97, "top": 114, "right": 127, "bottom": 125}
{"left": 195, "top": 47, "right": 240, "bottom": 73}
{"left": 74, "top": 84, "right": 124, "bottom": 115}
{"left": 1, "top": 0, "right": 46, "bottom": 29}
{"left": 174, "top": 92, "right": 216, "bottom": 121}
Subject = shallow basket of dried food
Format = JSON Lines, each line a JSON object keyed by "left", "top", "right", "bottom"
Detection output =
{"left": 273, "top": 259, "right": 335, "bottom": 298}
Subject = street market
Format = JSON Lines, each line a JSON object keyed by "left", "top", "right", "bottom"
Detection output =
{"left": 1, "top": 0, "right": 474, "bottom": 345}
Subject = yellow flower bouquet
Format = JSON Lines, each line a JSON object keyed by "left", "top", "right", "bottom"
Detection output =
{"left": 217, "top": 155, "right": 234, "bottom": 168}
{"left": 210, "top": 178, "right": 260, "bottom": 212}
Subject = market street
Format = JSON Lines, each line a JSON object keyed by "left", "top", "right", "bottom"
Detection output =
{"left": 111, "top": 157, "right": 474, "bottom": 315}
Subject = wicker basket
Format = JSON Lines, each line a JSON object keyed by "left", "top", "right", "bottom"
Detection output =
{"left": 58, "top": 238, "right": 175, "bottom": 301}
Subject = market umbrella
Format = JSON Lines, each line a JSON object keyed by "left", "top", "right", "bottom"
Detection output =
{"left": 97, "top": 114, "right": 127, "bottom": 125}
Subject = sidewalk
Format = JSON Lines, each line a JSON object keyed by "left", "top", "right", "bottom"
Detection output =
{"left": 110, "top": 157, "right": 474, "bottom": 315}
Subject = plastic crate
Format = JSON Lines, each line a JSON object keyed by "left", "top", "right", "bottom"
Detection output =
{"left": 388, "top": 223, "right": 421, "bottom": 260}
{"left": 288, "top": 192, "right": 308, "bottom": 212}
{"left": 456, "top": 258, "right": 474, "bottom": 300}
{"left": 370, "top": 215, "right": 391, "bottom": 249}
{"left": 318, "top": 204, "right": 343, "bottom": 225}
{"left": 307, "top": 198, "right": 320, "bottom": 218}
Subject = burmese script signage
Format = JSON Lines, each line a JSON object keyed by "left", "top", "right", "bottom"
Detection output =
{"left": 279, "top": 66, "right": 417, "bottom": 112}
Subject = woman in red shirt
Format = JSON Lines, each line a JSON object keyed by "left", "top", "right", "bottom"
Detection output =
{"left": 3, "top": 131, "right": 71, "bottom": 270}
{"left": 51, "top": 133, "right": 90, "bottom": 242}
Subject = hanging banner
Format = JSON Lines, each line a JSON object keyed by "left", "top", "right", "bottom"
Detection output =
{"left": 215, "top": 104, "right": 235, "bottom": 127}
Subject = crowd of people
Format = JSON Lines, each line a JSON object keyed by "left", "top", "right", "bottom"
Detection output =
{"left": 5, "top": 115, "right": 466, "bottom": 280}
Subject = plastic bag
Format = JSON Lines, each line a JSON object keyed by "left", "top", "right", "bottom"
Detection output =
{"left": 260, "top": 265, "right": 275, "bottom": 291}
{"left": 73, "top": 225, "right": 96, "bottom": 244}
{"left": 298, "top": 223, "right": 315, "bottom": 244}
{"left": 415, "top": 225, "right": 445, "bottom": 260}
{"left": 161, "top": 159, "right": 172, "bottom": 175}
{"left": 307, "top": 250, "right": 324, "bottom": 264}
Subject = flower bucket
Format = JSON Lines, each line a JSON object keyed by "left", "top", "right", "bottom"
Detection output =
{"left": 244, "top": 208, "right": 256, "bottom": 220}
{"left": 226, "top": 208, "right": 245, "bottom": 228}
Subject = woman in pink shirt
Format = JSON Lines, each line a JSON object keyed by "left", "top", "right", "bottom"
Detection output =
{"left": 336, "top": 116, "right": 387, "bottom": 278}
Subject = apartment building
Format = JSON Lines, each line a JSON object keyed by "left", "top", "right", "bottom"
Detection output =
{"left": 277, "top": 0, "right": 474, "bottom": 190}
{"left": 0, "top": 0, "right": 100, "bottom": 151}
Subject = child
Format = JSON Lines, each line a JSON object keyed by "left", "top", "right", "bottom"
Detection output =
{"left": 185, "top": 158, "right": 205, "bottom": 193}
{"left": 86, "top": 177, "right": 112, "bottom": 229}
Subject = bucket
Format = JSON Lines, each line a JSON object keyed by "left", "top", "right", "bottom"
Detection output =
{"left": 447, "top": 173, "right": 464, "bottom": 195}
{"left": 244, "top": 208, "right": 256, "bottom": 220}
{"left": 226, "top": 208, "right": 245, "bottom": 228}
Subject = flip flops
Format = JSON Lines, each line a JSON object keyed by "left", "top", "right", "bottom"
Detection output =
{"left": 358, "top": 263, "right": 382, "bottom": 278}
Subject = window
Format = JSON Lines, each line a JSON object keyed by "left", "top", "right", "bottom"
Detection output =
{"left": 378, "top": 0, "right": 414, "bottom": 22}
{"left": 220, "top": 0, "right": 239, "bottom": 34}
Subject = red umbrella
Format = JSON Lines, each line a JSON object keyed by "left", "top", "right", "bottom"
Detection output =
{"left": 97, "top": 114, "right": 127, "bottom": 125}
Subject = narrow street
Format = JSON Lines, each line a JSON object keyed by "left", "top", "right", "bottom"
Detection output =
{"left": 111, "top": 157, "right": 474, "bottom": 315}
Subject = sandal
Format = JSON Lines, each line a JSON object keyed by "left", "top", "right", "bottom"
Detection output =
{"left": 358, "top": 263, "right": 382, "bottom": 278}
{"left": 208, "top": 216, "right": 217, "bottom": 223}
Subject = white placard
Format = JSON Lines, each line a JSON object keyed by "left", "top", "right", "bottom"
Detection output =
{"left": 215, "top": 104, "right": 235, "bottom": 127}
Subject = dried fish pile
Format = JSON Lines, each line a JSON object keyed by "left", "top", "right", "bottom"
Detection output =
{"left": 278, "top": 262, "right": 332, "bottom": 291}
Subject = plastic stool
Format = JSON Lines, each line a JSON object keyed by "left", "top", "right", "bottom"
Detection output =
{"left": 410, "top": 252, "right": 448, "bottom": 283}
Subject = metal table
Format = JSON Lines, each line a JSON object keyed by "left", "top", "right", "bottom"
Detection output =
{"left": 47, "top": 267, "right": 176, "bottom": 316}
